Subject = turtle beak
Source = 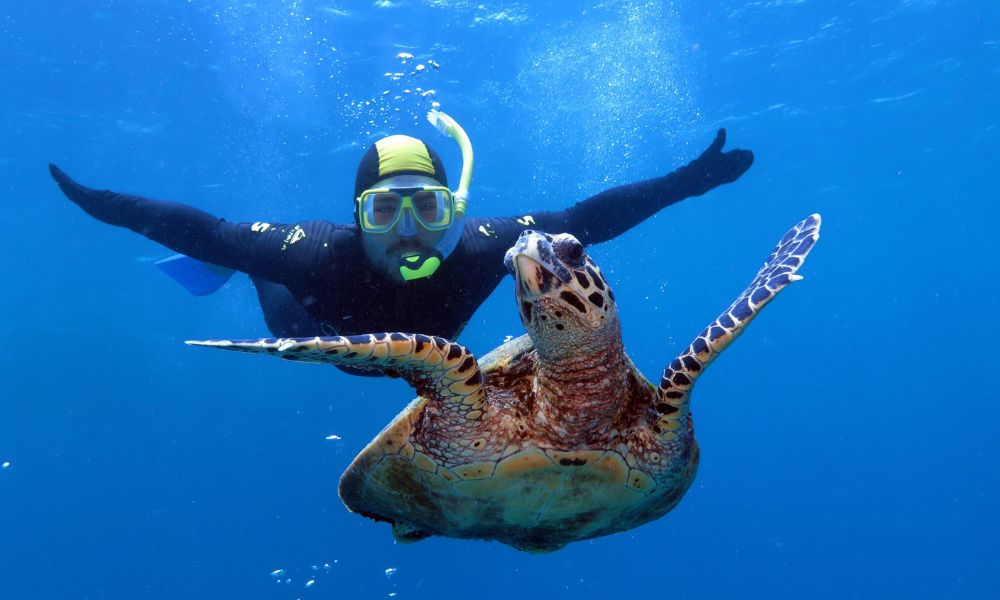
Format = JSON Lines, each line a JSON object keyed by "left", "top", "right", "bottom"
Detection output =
{"left": 516, "top": 254, "right": 542, "bottom": 297}
{"left": 513, "top": 253, "right": 559, "bottom": 300}
{"left": 507, "top": 230, "right": 572, "bottom": 301}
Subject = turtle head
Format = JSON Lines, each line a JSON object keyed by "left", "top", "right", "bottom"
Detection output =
{"left": 504, "top": 231, "right": 620, "bottom": 360}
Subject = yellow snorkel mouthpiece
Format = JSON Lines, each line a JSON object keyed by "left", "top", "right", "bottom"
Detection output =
{"left": 398, "top": 251, "right": 442, "bottom": 282}
{"left": 426, "top": 109, "right": 473, "bottom": 217}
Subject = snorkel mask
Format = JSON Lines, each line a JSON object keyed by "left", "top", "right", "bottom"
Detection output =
{"left": 355, "top": 110, "right": 474, "bottom": 282}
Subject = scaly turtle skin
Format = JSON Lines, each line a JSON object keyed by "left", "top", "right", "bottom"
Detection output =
{"left": 190, "top": 214, "right": 821, "bottom": 553}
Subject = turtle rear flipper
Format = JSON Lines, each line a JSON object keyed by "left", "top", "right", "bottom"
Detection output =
{"left": 655, "top": 214, "right": 821, "bottom": 423}
{"left": 187, "top": 333, "right": 487, "bottom": 422}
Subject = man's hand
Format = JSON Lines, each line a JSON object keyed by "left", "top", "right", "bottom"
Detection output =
{"left": 49, "top": 163, "right": 84, "bottom": 196}
{"left": 682, "top": 129, "right": 754, "bottom": 196}
{"left": 49, "top": 163, "right": 128, "bottom": 223}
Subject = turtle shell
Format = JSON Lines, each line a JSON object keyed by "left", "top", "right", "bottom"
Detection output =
{"left": 338, "top": 334, "right": 700, "bottom": 553}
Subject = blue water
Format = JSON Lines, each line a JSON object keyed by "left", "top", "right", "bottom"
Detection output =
{"left": 2, "top": 1, "right": 997, "bottom": 598}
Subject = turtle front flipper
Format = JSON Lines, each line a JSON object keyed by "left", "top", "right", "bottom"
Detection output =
{"left": 187, "top": 333, "right": 486, "bottom": 420}
{"left": 655, "top": 214, "right": 821, "bottom": 424}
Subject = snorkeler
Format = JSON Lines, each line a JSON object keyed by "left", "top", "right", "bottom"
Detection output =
{"left": 49, "top": 111, "right": 753, "bottom": 357}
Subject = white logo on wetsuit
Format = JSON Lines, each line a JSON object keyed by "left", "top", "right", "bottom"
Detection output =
{"left": 281, "top": 225, "right": 306, "bottom": 250}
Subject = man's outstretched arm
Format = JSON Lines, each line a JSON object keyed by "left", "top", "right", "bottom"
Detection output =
{"left": 526, "top": 129, "right": 753, "bottom": 245}
{"left": 48, "top": 164, "right": 323, "bottom": 282}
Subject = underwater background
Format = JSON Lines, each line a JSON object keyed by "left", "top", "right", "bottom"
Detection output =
{"left": 2, "top": 1, "right": 998, "bottom": 598}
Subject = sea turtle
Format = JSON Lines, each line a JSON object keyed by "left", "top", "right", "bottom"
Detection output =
{"left": 190, "top": 214, "right": 820, "bottom": 553}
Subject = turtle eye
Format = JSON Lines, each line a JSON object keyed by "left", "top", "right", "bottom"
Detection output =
{"left": 567, "top": 242, "right": 583, "bottom": 262}
{"left": 558, "top": 239, "right": 585, "bottom": 267}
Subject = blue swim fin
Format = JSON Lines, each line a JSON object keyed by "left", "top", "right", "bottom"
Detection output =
{"left": 154, "top": 254, "right": 236, "bottom": 296}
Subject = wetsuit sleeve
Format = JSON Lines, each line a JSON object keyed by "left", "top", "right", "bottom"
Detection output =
{"left": 510, "top": 129, "right": 754, "bottom": 246}
{"left": 48, "top": 164, "right": 332, "bottom": 283}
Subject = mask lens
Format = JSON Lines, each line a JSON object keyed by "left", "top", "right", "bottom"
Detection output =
{"left": 371, "top": 192, "right": 402, "bottom": 226}
{"left": 411, "top": 190, "right": 451, "bottom": 229}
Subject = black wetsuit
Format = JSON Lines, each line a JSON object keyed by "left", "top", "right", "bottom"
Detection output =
{"left": 50, "top": 129, "right": 752, "bottom": 344}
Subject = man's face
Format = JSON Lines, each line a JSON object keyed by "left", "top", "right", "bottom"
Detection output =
{"left": 359, "top": 174, "right": 449, "bottom": 283}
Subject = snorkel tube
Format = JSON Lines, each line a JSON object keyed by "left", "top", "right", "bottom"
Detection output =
{"left": 397, "top": 109, "right": 475, "bottom": 282}
{"left": 427, "top": 109, "right": 474, "bottom": 213}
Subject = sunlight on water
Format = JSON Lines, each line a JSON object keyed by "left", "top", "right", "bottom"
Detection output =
{"left": 200, "top": 1, "right": 349, "bottom": 196}
{"left": 516, "top": 1, "right": 697, "bottom": 196}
